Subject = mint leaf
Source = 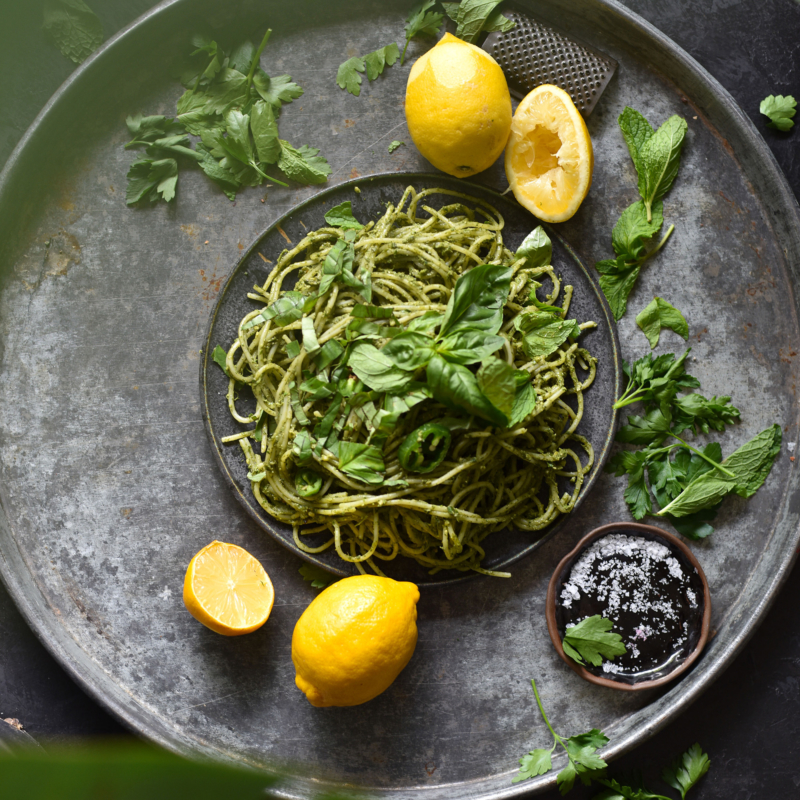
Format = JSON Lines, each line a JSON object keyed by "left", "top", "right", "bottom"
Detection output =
{"left": 517, "top": 226, "right": 552, "bottom": 269}
{"left": 515, "top": 310, "right": 580, "bottom": 358}
{"left": 662, "top": 744, "right": 710, "bottom": 799}
{"left": 455, "top": 0, "right": 508, "bottom": 44}
{"left": 43, "top": 0, "right": 103, "bottom": 64}
{"left": 618, "top": 106, "right": 655, "bottom": 175}
{"left": 561, "top": 616, "right": 627, "bottom": 667}
{"left": 612, "top": 201, "right": 663, "bottom": 262}
{"left": 436, "top": 329, "right": 505, "bottom": 365}
{"left": 325, "top": 201, "right": 364, "bottom": 229}
{"left": 298, "top": 563, "right": 339, "bottom": 589}
{"left": 638, "top": 115, "right": 688, "bottom": 220}
{"left": 635, "top": 297, "right": 689, "bottom": 349}
{"left": 277, "top": 141, "right": 331, "bottom": 184}
{"left": 402, "top": 1, "right": 445, "bottom": 64}
{"left": 760, "top": 94, "right": 796, "bottom": 132}
{"left": 599, "top": 266, "right": 641, "bottom": 322}
{"left": 348, "top": 342, "right": 414, "bottom": 393}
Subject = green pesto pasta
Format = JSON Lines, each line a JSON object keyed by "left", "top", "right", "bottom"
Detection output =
{"left": 220, "top": 186, "right": 597, "bottom": 577}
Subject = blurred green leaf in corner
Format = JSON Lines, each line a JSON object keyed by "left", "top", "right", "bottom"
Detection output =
{"left": 43, "top": 0, "right": 104, "bottom": 64}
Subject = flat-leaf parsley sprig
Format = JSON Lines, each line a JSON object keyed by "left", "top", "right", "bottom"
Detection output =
{"left": 561, "top": 615, "right": 626, "bottom": 667}
{"left": 514, "top": 680, "right": 711, "bottom": 799}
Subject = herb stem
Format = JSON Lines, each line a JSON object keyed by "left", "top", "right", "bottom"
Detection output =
{"left": 642, "top": 223, "right": 676, "bottom": 262}
{"left": 250, "top": 160, "right": 288, "bottom": 187}
{"left": 246, "top": 28, "right": 272, "bottom": 99}
{"left": 670, "top": 433, "right": 736, "bottom": 478}
{"left": 530, "top": 679, "right": 563, "bottom": 748}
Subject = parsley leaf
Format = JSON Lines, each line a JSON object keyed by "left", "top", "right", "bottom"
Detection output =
{"left": 561, "top": 616, "right": 627, "bottom": 666}
{"left": 635, "top": 297, "right": 689, "bottom": 349}
{"left": 252, "top": 72, "right": 304, "bottom": 112}
{"left": 125, "top": 158, "right": 179, "bottom": 205}
{"left": 759, "top": 94, "right": 796, "bottom": 132}
{"left": 43, "top": 0, "right": 103, "bottom": 64}
{"left": 662, "top": 744, "right": 710, "bottom": 799}
{"left": 337, "top": 44, "right": 400, "bottom": 96}
{"left": 298, "top": 563, "right": 339, "bottom": 589}
{"left": 402, "top": 1, "right": 445, "bottom": 64}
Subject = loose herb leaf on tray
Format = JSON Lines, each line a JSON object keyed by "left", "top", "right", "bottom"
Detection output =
{"left": 636, "top": 297, "right": 689, "bottom": 349}
{"left": 661, "top": 743, "right": 711, "bottom": 799}
{"left": 596, "top": 107, "right": 687, "bottom": 320}
{"left": 337, "top": 43, "right": 400, "bottom": 96}
{"left": 298, "top": 563, "right": 339, "bottom": 589}
{"left": 561, "top": 615, "right": 627, "bottom": 667}
{"left": 759, "top": 94, "right": 796, "bottom": 132}
{"left": 43, "top": 0, "right": 103, "bottom": 64}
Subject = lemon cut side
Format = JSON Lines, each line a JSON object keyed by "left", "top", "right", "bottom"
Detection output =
{"left": 505, "top": 84, "right": 594, "bottom": 222}
{"left": 183, "top": 540, "right": 275, "bottom": 636}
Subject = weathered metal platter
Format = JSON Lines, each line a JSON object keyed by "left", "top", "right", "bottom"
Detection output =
{"left": 201, "top": 174, "right": 622, "bottom": 584}
{"left": 0, "top": 0, "right": 798, "bottom": 797}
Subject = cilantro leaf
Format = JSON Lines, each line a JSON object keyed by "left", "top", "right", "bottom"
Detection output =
{"left": 759, "top": 94, "right": 796, "bottom": 132}
{"left": 402, "top": 1, "right": 445, "bottom": 64}
{"left": 561, "top": 616, "right": 627, "bottom": 667}
{"left": 388, "top": 140, "right": 405, "bottom": 153}
{"left": 512, "top": 749, "right": 552, "bottom": 783}
{"left": 336, "top": 57, "right": 366, "bottom": 96}
{"left": 43, "top": 0, "right": 103, "bottom": 64}
{"left": 324, "top": 201, "right": 364, "bottom": 229}
{"left": 662, "top": 744, "right": 710, "bottom": 799}
{"left": 211, "top": 345, "right": 229, "bottom": 376}
{"left": 277, "top": 141, "right": 331, "bottom": 184}
{"left": 126, "top": 158, "right": 179, "bottom": 204}
{"left": 635, "top": 297, "right": 689, "bottom": 349}
{"left": 337, "top": 44, "right": 400, "bottom": 96}
{"left": 298, "top": 563, "right": 339, "bottom": 589}
{"left": 252, "top": 71, "right": 304, "bottom": 111}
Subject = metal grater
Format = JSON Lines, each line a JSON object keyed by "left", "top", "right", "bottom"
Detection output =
{"left": 482, "top": 8, "right": 617, "bottom": 116}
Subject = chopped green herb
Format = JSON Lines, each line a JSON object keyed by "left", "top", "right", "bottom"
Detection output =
{"left": 211, "top": 345, "right": 229, "bottom": 376}
{"left": 324, "top": 201, "right": 364, "bottom": 229}
{"left": 388, "top": 140, "right": 405, "bottom": 153}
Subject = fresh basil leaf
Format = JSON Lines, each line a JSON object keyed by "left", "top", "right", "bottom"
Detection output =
{"left": 313, "top": 393, "right": 343, "bottom": 445}
{"left": 277, "top": 141, "right": 331, "bottom": 185}
{"left": 515, "top": 310, "right": 580, "bottom": 359}
{"left": 618, "top": 106, "right": 655, "bottom": 176}
{"left": 509, "top": 374, "right": 536, "bottom": 427}
{"left": 319, "top": 239, "right": 353, "bottom": 295}
{"left": 351, "top": 304, "right": 394, "bottom": 319}
{"left": 43, "top": 0, "right": 103, "bottom": 64}
{"left": 250, "top": 100, "right": 280, "bottom": 164}
{"left": 612, "top": 200, "right": 664, "bottom": 262}
{"left": 382, "top": 331, "right": 436, "bottom": 370}
{"left": 599, "top": 265, "right": 641, "bottom": 322}
{"left": 372, "top": 385, "right": 432, "bottom": 433}
{"left": 760, "top": 94, "right": 797, "bottom": 131}
{"left": 638, "top": 115, "right": 688, "bottom": 220}
{"left": 427, "top": 354, "right": 508, "bottom": 427}
{"left": 517, "top": 226, "right": 552, "bottom": 269}
{"left": 292, "top": 429, "right": 313, "bottom": 464}
{"left": 476, "top": 359, "right": 517, "bottom": 419}
{"left": 635, "top": 296, "right": 689, "bottom": 349}
{"left": 252, "top": 71, "right": 304, "bottom": 112}
{"left": 299, "top": 375, "right": 334, "bottom": 401}
{"left": 313, "top": 339, "right": 344, "bottom": 371}
{"left": 402, "top": 0, "right": 445, "bottom": 64}
{"left": 437, "top": 329, "right": 505, "bottom": 365}
{"left": 440, "top": 264, "right": 512, "bottom": 337}
{"left": 562, "top": 615, "right": 627, "bottom": 667}
{"left": 211, "top": 345, "right": 229, "bottom": 376}
{"left": 301, "top": 317, "right": 320, "bottom": 355}
{"left": 407, "top": 311, "right": 444, "bottom": 333}
{"left": 348, "top": 342, "right": 414, "bottom": 393}
{"left": 295, "top": 467, "right": 323, "bottom": 498}
{"left": 346, "top": 318, "right": 401, "bottom": 340}
{"left": 325, "top": 201, "right": 364, "bottom": 230}
{"left": 247, "top": 291, "right": 306, "bottom": 328}
{"left": 337, "top": 441, "right": 385, "bottom": 484}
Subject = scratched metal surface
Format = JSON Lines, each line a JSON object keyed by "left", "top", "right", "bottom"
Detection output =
{"left": 0, "top": 0, "right": 798, "bottom": 798}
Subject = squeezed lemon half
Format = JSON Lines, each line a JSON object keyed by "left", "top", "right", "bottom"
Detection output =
{"left": 505, "top": 84, "right": 594, "bottom": 222}
{"left": 183, "top": 541, "right": 274, "bottom": 636}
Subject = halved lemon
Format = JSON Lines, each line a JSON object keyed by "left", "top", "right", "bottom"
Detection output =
{"left": 183, "top": 541, "right": 274, "bottom": 636}
{"left": 505, "top": 84, "right": 593, "bottom": 223}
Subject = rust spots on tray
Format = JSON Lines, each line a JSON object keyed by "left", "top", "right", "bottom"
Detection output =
{"left": 344, "top": 119, "right": 356, "bottom": 128}
{"left": 349, "top": 167, "right": 361, "bottom": 179}
{"left": 199, "top": 268, "right": 224, "bottom": 303}
{"left": 746, "top": 265, "right": 777, "bottom": 298}
{"left": 425, "top": 761, "right": 437, "bottom": 776}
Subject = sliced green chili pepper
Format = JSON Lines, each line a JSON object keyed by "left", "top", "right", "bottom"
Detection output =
{"left": 398, "top": 423, "right": 452, "bottom": 473}
{"left": 295, "top": 467, "right": 323, "bottom": 497}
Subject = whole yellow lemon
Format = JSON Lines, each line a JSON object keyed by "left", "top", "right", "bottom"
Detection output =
{"left": 292, "top": 574, "right": 420, "bottom": 708}
{"left": 405, "top": 32, "right": 512, "bottom": 178}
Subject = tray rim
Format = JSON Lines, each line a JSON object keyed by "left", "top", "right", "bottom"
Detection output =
{"left": 199, "top": 171, "right": 623, "bottom": 587}
{"left": 0, "top": 0, "right": 798, "bottom": 796}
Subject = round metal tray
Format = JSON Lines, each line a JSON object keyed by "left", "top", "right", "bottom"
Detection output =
{"left": 0, "top": 0, "right": 798, "bottom": 797}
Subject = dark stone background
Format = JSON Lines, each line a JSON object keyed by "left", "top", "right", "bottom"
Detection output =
{"left": 0, "top": 0, "right": 797, "bottom": 796}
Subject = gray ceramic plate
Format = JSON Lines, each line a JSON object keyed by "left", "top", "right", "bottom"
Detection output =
{"left": 0, "top": 0, "right": 798, "bottom": 797}
{"left": 201, "top": 173, "right": 622, "bottom": 584}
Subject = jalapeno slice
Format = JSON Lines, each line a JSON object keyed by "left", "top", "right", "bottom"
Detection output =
{"left": 398, "top": 423, "right": 452, "bottom": 473}
{"left": 295, "top": 467, "right": 323, "bottom": 497}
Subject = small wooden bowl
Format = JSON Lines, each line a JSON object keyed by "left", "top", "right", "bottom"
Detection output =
{"left": 546, "top": 522, "right": 712, "bottom": 691}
